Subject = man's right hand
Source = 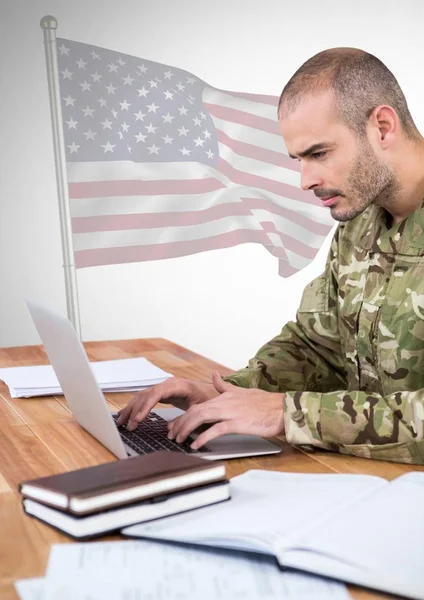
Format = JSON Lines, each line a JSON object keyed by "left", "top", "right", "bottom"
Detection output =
{"left": 115, "top": 377, "right": 217, "bottom": 431}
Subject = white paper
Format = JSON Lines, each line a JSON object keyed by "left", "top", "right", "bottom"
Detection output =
{"left": 123, "top": 469, "right": 386, "bottom": 553}
{"left": 26, "top": 539, "right": 349, "bottom": 600}
{"left": 15, "top": 575, "right": 349, "bottom": 600}
{"left": 14, "top": 578, "right": 45, "bottom": 600}
{"left": 0, "top": 357, "right": 172, "bottom": 397}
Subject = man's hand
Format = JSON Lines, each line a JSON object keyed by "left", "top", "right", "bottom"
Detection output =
{"left": 167, "top": 371, "right": 285, "bottom": 449}
{"left": 116, "top": 377, "right": 217, "bottom": 431}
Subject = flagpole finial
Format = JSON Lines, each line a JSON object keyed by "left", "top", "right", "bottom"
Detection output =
{"left": 40, "top": 15, "right": 57, "bottom": 29}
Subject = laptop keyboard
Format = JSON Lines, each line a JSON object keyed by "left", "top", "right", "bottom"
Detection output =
{"left": 113, "top": 412, "right": 210, "bottom": 454}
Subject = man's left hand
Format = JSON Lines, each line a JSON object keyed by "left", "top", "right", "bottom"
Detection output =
{"left": 167, "top": 370, "right": 286, "bottom": 449}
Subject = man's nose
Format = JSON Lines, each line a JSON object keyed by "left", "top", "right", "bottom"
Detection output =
{"left": 300, "top": 163, "right": 322, "bottom": 191}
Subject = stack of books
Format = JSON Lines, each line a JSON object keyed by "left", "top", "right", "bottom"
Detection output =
{"left": 19, "top": 452, "right": 230, "bottom": 539}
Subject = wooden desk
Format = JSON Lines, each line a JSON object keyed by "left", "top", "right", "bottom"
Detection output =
{"left": 1, "top": 339, "right": 421, "bottom": 600}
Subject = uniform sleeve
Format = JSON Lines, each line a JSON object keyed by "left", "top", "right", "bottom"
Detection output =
{"left": 284, "top": 388, "right": 424, "bottom": 464}
{"left": 222, "top": 225, "right": 347, "bottom": 394}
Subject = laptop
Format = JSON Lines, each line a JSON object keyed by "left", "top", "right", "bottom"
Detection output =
{"left": 26, "top": 300, "right": 282, "bottom": 461}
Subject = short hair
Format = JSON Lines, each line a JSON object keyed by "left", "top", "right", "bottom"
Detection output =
{"left": 278, "top": 47, "right": 419, "bottom": 142}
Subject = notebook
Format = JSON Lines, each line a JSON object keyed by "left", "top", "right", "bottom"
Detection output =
{"left": 19, "top": 451, "right": 226, "bottom": 514}
{"left": 122, "top": 469, "right": 424, "bottom": 600}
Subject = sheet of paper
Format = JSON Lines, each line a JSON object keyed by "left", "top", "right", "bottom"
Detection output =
{"left": 38, "top": 540, "right": 349, "bottom": 600}
{"left": 15, "top": 575, "right": 349, "bottom": 600}
{"left": 14, "top": 578, "right": 45, "bottom": 600}
{"left": 123, "top": 469, "right": 386, "bottom": 553}
{"left": 0, "top": 357, "right": 172, "bottom": 397}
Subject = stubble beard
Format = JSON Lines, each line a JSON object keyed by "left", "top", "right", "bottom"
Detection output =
{"left": 330, "top": 138, "right": 401, "bottom": 223}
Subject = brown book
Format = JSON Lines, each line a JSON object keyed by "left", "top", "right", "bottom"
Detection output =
{"left": 19, "top": 451, "right": 226, "bottom": 515}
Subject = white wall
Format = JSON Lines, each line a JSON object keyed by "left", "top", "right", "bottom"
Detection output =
{"left": 1, "top": 0, "right": 423, "bottom": 371}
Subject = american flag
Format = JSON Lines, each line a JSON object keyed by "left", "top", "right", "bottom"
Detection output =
{"left": 56, "top": 38, "right": 334, "bottom": 276}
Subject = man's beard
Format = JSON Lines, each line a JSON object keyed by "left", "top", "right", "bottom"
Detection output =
{"left": 330, "top": 138, "right": 401, "bottom": 223}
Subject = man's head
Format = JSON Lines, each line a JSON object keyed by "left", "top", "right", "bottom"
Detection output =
{"left": 278, "top": 48, "right": 423, "bottom": 222}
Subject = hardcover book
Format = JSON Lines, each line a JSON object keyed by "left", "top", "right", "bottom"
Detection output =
{"left": 19, "top": 451, "right": 226, "bottom": 515}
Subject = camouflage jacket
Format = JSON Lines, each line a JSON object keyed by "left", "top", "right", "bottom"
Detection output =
{"left": 223, "top": 202, "right": 424, "bottom": 464}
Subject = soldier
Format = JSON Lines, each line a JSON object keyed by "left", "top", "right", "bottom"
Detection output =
{"left": 118, "top": 48, "right": 424, "bottom": 464}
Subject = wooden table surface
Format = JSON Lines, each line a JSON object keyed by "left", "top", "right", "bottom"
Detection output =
{"left": 1, "top": 338, "right": 421, "bottom": 600}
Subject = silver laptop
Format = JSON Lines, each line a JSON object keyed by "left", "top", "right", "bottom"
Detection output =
{"left": 26, "top": 300, "right": 282, "bottom": 461}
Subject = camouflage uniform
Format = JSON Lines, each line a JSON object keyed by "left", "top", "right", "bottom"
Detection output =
{"left": 223, "top": 202, "right": 424, "bottom": 464}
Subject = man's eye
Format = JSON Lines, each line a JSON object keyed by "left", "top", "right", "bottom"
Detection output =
{"left": 312, "top": 151, "right": 326, "bottom": 159}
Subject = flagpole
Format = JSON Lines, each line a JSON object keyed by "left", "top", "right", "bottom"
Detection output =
{"left": 40, "top": 15, "right": 82, "bottom": 339}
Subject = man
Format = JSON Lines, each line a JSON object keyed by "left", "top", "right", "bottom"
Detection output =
{"left": 117, "top": 48, "right": 424, "bottom": 464}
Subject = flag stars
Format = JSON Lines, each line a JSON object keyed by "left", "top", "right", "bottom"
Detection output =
{"left": 81, "top": 106, "right": 95, "bottom": 117}
{"left": 63, "top": 95, "right": 76, "bottom": 107}
{"left": 83, "top": 129, "right": 97, "bottom": 140}
{"left": 162, "top": 112, "right": 174, "bottom": 124}
{"left": 162, "top": 134, "right": 173, "bottom": 144}
{"left": 57, "top": 43, "right": 218, "bottom": 165}
{"left": 65, "top": 117, "right": 78, "bottom": 130}
{"left": 100, "top": 118, "right": 113, "bottom": 130}
{"left": 67, "top": 142, "right": 80, "bottom": 153}
{"left": 123, "top": 74, "right": 135, "bottom": 86}
{"left": 101, "top": 141, "right": 115, "bottom": 153}
{"left": 58, "top": 44, "right": 70, "bottom": 56}
{"left": 79, "top": 80, "right": 92, "bottom": 92}
{"left": 105, "top": 83, "right": 117, "bottom": 95}
{"left": 134, "top": 132, "right": 147, "bottom": 143}
{"left": 61, "top": 68, "right": 73, "bottom": 80}
{"left": 147, "top": 144, "right": 160, "bottom": 155}
{"left": 177, "top": 126, "right": 189, "bottom": 137}
{"left": 137, "top": 87, "right": 149, "bottom": 98}
{"left": 134, "top": 110, "right": 146, "bottom": 121}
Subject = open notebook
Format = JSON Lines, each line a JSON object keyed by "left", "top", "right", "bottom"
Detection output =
{"left": 123, "top": 470, "right": 424, "bottom": 600}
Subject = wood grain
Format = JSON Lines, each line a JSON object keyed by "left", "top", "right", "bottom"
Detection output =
{"left": 0, "top": 338, "right": 420, "bottom": 600}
